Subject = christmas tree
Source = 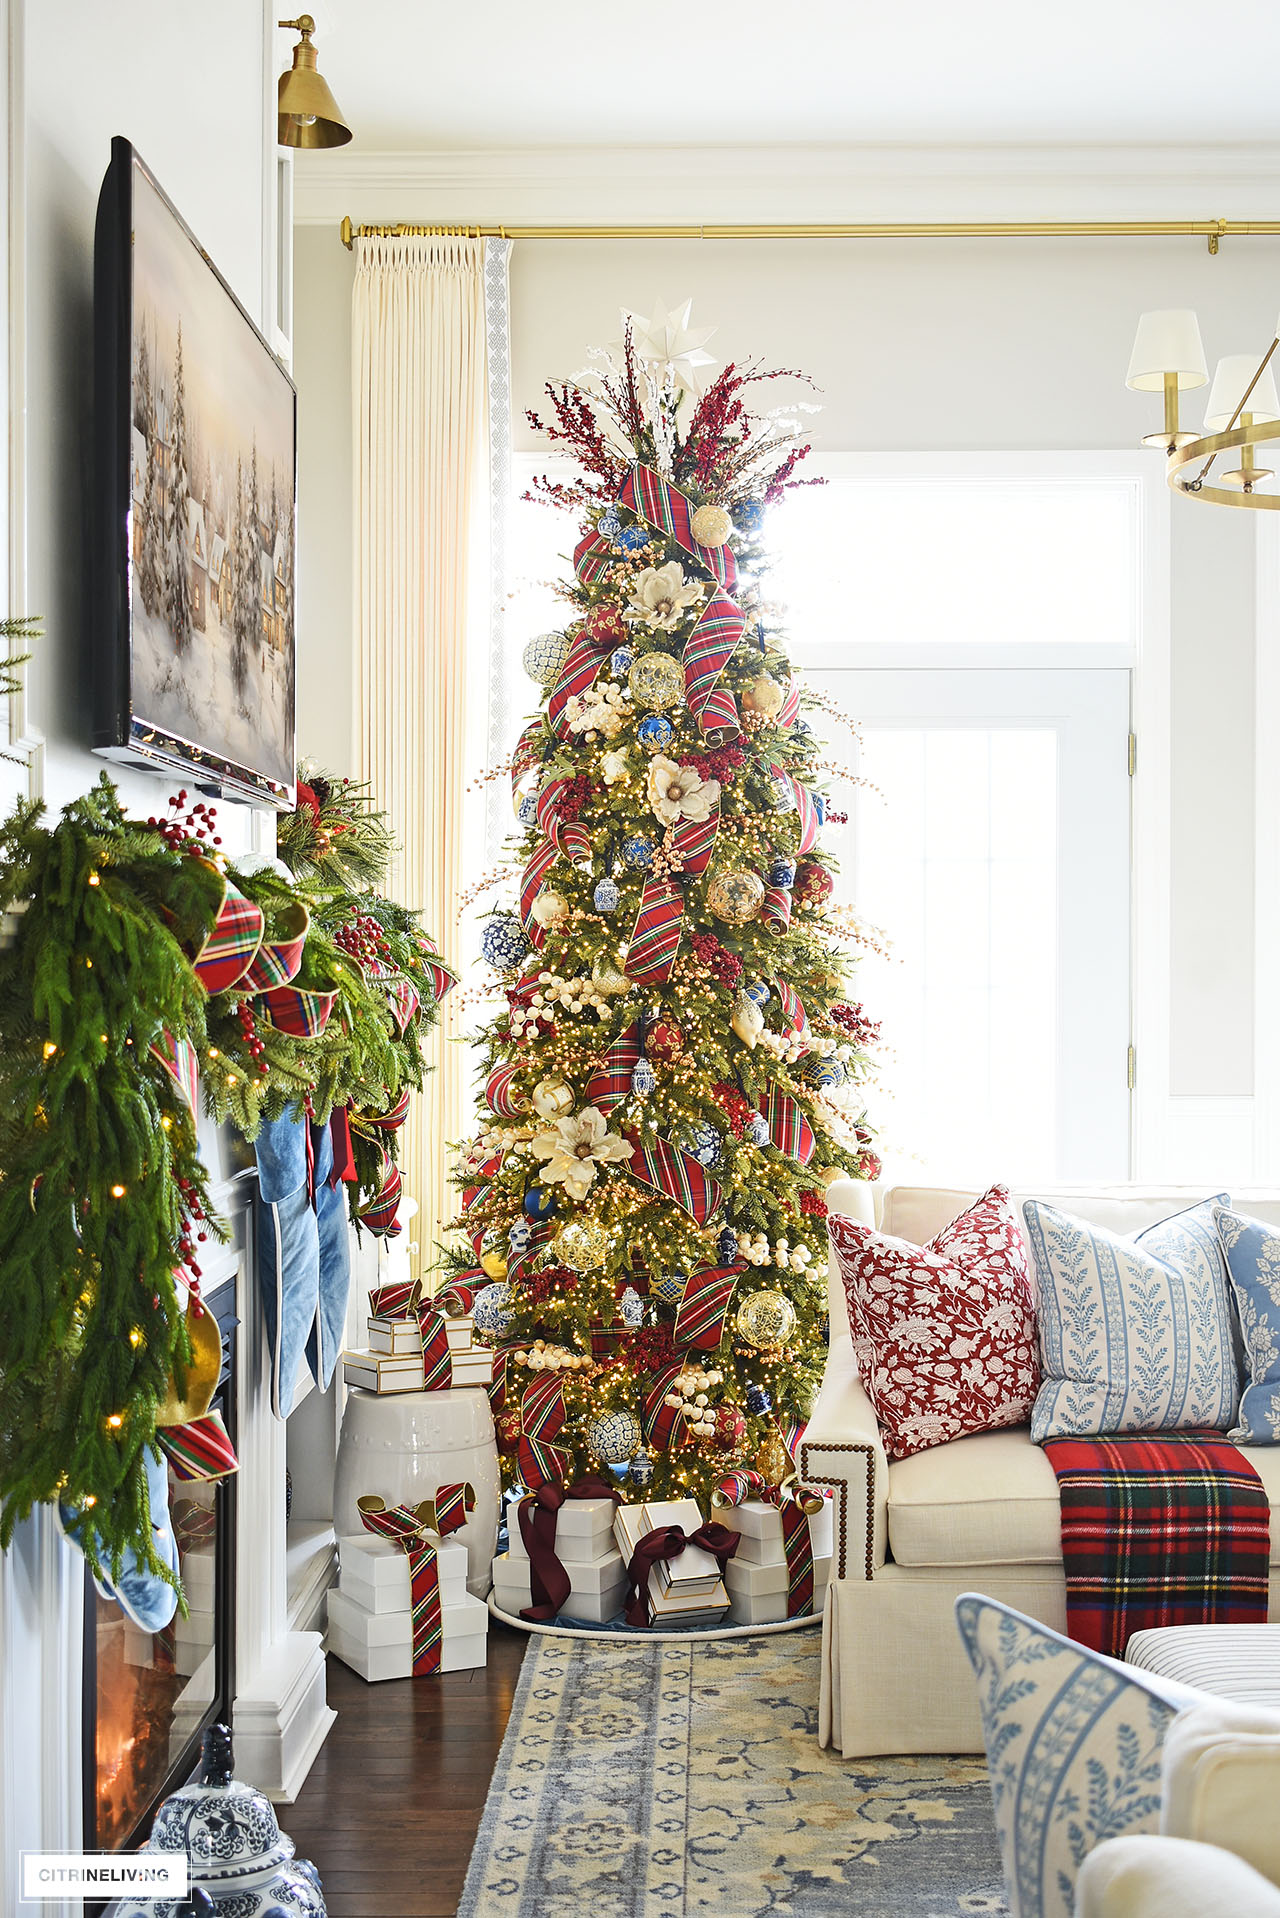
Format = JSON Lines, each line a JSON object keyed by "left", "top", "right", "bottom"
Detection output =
{"left": 449, "top": 304, "right": 881, "bottom": 1504}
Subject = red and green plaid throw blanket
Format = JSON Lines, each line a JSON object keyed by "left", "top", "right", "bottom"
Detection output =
{"left": 1043, "top": 1431, "right": 1271, "bottom": 1657}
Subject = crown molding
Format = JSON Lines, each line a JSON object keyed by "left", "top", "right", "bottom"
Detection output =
{"left": 293, "top": 142, "right": 1280, "bottom": 231}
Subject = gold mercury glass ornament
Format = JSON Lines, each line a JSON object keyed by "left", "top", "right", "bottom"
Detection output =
{"left": 628, "top": 651, "right": 686, "bottom": 712}
{"left": 707, "top": 869, "right": 766, "bottom": 925}
{"left": 742, "top": 673, "right": 784, "bottom": 718}
{"left": 736, "top": 1288, "right": 798, "bottom": 1348}
{"left": 552, "top": 1217, "right": 613, "bottom": 1271}
{"left": 756, "top": 1424, "right": 793, "bottom": 1487}
{"left": 690, "top": 503, "right": 733, "bottom": 547}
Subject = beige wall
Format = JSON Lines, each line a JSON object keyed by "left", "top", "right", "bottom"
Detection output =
{"left": 292, "top": 223, "right": 1279, "bottom": 1105}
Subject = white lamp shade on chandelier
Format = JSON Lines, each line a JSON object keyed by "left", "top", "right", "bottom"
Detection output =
{"left": 1125, "top": 309, "right": 1209, "bottom": 392}
{"left": 1204, "top": 353, "right": 1280, "bottom": 429}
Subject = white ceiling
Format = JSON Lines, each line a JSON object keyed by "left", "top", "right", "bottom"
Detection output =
{"left": 292, "top": 0, "right": 1280, "bottom": 151}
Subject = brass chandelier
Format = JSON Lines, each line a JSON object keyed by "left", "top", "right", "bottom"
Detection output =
{"left": 1128, "top": 308, "right": 1280, "bottom": 509}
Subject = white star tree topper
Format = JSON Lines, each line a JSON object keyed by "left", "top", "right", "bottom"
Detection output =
{"left": 617, "top": 297, "right": 718, "bottom": 404}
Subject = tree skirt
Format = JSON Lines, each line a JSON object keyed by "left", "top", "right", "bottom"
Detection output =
{"left": 488, "top": 1593, "right": 823, "bottom": 1642}
{"left": 459, "top": 1633, "right": 1007, "bottom": 1918}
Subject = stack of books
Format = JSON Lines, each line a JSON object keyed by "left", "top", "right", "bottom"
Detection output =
{"left": 612, "top": 1498, "right": 730, "bottom": 1627}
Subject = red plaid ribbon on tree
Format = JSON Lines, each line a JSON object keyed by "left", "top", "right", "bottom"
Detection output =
{"left": 670, "top": 806, "right": 718, "bottom": 877}
{"left": 625, "top": 1132, "right": 723, "bottom": 1223}
{"left": 547, "top": 628, "right": 612, "bottom": 737}
{"left": 618, "top": 463, "right": 738, "bottom": 593}
{"left": 684, "top": 590, "right": 746, "bottom": 742}
{"left": 673, "top": 1265, "right": 742, "bottom": 1351}
{"left": 760, "top": 884, "right": 792, "bottom": 936}
{"left": 778, "top": 679, "right": 801, "bottom": 728}
{"left": 586, "top": 1023, "right": 642, "bottom": 1110}
{"left": 356, "top": 1496, "right": 446, "bottom": 1675}
{"left": 150, "top": 1031, "right": 200, "bottom": 1115}
{"left": 1043, "top": 1431, "right": 1272, "bottom": 1657}
{"left": 518, "top": 838, "right": 560, "bottom": 946}
{"left": 485, "top": 1062, "right": 526, "bottom": 1118}
{"left": 535, "top": 778, "right": 594, "bottom": 867}
{"left": 507, "top": 1223, "right": 550, "bottom": 1285}
{"left": 572, "top": 526, "right": 615, "bottom": 586}
{"left": 642, "top": 1360, "right": 688, "bottom": 1453}
{"left": 758, "top": 1087, "right": 816, "bottom": 1166}
{"left": 517, "top": 1373, "right": 568, "bottom": 1487}
{"left": 768, "top": 763, "right": 820, "bottom": 854}
{"left": 511, "top": 718, "right": 545, "bottom": 795}
{"left": 626, "top": 881, "right": 685, "bottom": 984}
{"left": 462, "top": 1151, "right": 503, "bottom": 1213}
{"left": 775, "top": 979, "right": 808, "bottom": 1037}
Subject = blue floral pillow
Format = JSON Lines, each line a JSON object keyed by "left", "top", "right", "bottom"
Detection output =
{"left": 956, "top": 1593, "right": 1196, "bottom": 1918}
{"left": 1214, "top": 1204, "right": 1280, "bottom": 1443}
{"left": 1022, "top": 1196, "right": 1238, "bottom": 1442}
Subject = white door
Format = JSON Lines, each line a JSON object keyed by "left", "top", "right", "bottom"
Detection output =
{"left": 809, "top": 668, "right": 1132, "bottom": 1187}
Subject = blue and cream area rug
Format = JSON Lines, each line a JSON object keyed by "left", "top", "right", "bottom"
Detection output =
{"left": 458, "top": 1633, "right": 1007, "bottom": 1917}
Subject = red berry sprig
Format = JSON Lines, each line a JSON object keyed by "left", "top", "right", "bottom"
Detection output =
{"left": 712, "top": 1079, "right": 756, "bottom": 1139}
{"left": 236, "top": 999, "right": 269, "bottom": 1071}
{"left": 690, "top": 931, "right": 743, "bottom": 990}
{"left": 334, "top": 911, "right": 393, "bottom": 972}
{"left": 148, "top": 791, "right": 223, "bottom": 853}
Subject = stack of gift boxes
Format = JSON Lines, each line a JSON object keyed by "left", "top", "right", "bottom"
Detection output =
{"left": 341, "top": 1304, "right": 493, "bottom": 1393}
{"left": 492, "top": 1496, "right": 627, "bottom": 1623}
{"left": 328, "top": 1525, "right": 488, "bottom": 1680}
{"left": 715, "top": 1491, "right": 834, "bottom": 1625}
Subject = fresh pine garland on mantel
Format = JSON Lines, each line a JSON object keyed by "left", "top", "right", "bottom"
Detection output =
{"left": 0, "top": 770, "right": 452, "bottom": 1579}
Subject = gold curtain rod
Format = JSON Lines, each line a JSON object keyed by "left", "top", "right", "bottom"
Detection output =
{"left": 339, "top": 214, "right": 1280, "bottom": 254}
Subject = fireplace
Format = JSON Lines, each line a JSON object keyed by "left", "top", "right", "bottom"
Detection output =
{"left": 82, "top": 1272, "right": 238, "bottom": 1855}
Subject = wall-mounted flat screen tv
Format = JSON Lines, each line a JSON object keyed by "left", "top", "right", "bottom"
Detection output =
{"left": 93, "top": 137, "right": 297, "bottom": 807}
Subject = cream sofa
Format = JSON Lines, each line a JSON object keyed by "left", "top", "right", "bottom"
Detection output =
{"left": 802, "top": 1182, "right": 1280, "bottom": 1757}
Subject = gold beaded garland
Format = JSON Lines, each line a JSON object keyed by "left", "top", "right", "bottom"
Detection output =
{"left": 628, "top": 652, "right": 686, "bottom": 712}
{"left": 707, "top": 869, "right": 766, "bottom": 926}
{"left": 690, "top": 503, "right": 732, "bottom": 548}
{"left": 735, "top": 1288, "right": 798, "bottom": 1348}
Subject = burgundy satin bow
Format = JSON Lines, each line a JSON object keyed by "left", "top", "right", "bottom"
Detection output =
{"left": 623, "top": 1521, "right": 740, "bottom": 1628}
{"left": 515, "top": 1476, "right": 622, "bottom": 1623}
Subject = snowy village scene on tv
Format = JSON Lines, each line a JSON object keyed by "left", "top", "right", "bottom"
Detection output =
{"left": 128, "top": 162, "right": 295, "bottom": 793}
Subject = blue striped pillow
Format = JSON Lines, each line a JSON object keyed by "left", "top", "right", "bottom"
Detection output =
{"left": 1023, "top": 1196, "right": 1238, "bottom": 1442}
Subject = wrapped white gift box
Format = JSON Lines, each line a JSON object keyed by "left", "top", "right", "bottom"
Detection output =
{"left": 506, "top": 1496, "right": 617, "bottom": 1565}
{"left": 180, "top": 1546, "right": 216, "bottom": 1611}
{"left": 724, "top": 1549, "right": 832, "bottom": 1626}
{"left": 491, "top": 1547, "right": 628, "bottom": 1625}
{"left": 716, "top": 1495, "right": 834, "bottom": 1565}
{"left": 342, "top": 1346, "right": 493, "bottom": 1393}
{"left": 613, "top": 1498, "right": 723, "bottom": 1596}
{"left": 327, "top": 1585, "right": 488, "bottom": 1680}
{"left": 337, "top": 1531, "right": 468, "bottom": 1615}
{"left": 367, "top": 1313, "right": 476, "bottom": 1356}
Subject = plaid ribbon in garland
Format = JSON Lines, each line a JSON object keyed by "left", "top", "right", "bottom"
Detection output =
{"left": 356, "top": 1496, "right": 445, "bottom": 1675}
{"left": 369, "top": 1088, "right": 412, "bottom": 1133}
{"left": 241, "top": 901, "right": 310, "bottom": 992}
{"left": 625, "top": 1132, "right": 723, "bottom": 1224}
{"left": 626, "top": 880, "right": 685, "bottom": 984}
{"left": 193, "top": 873, "right": 265, "bottom": 993}
{"left": 357, "top": 1149, "right": 402, "bottom": 1235}
{"left": 157, "top": 1410, "right": 239, "bottom": 1483}
{"left": 673, "top": 1264, "right": 742, "bottom": 1351}
{"left": 757, "top": 1087, "right": 815, "bottom": 1166}
{"left": 586, "top": 1022, "right": 642, "bottom": 1111}
{"left": 617, "top": 463, "right": 738, "bottom": 594}
{"left": 260, "top": 982, "right": 337, "bottom": 1038}
{"left": 150, "top": 1031, "right": 200, "bottom": 1116}
{"left": 422, "top": 956, "right": 458, "bottom": 1003}
{"left": 389, "top": 978, "right": 420, "bottom": 1035}
{"left": 761, "top": 884, "right": 792, "bottom": 937}
{"left": 414, "top": 1303, "right": 454, "bottom": 1392}
{"left": 485, "top": 1062, "right": 526, "bottom": 1118}
{"left": 511, "top": 718, "right": 545, "bottom": 796}
{"left": 517, "top": 1373, "right": 568, "bottom": 1487}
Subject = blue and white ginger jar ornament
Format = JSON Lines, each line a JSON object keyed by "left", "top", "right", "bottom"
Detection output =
{"left": 745, "top": 1383, "right": 772, "bottom": 1416}
{"left": 522, "top": 630, "right": 572, "bottom": 687}
{"left": 768, "top": 858, "right": 796, "bottom": 889}
{"left": 637, "top": 713, "right": 674, "bottom": 751}
{"left": 629, "top": 1446, "right": 655, "bottom": 1489}
{"left": 598, "top": 506, "right": 622, "bottom": 540}
{"left": 619, "top": 1284, "right": 645, "bottom": 1329}
{"left": 480, "top": 913, "right": 530, "bottom": 970}
{"left": 508, "top": 1218, "right": 533, "bottom": 1255}
{"left": 689, "top": 1121, "right": 722, "bottom": 1168}
{"left": 631, "top": 1056, "right": 656, "bottom": 1096}
{"left": 473, "top": 1281, "right": 515, "bottom": 1336}
{"left": 772, "top": 775, "right": 797, "bottom": 813}
{"left": 594, "top": 876, "right": 621, "bottom": 913}
{"left": 586, "top": 1407, "right": 642, "bottom": 1464}
{"left": 117, "top": 1723, "right": 325, "bottom": 1918}
{"left": 746, "top": 1112, "right": 771, "bottom": 1147}
{"left": 718, "top": 1226, "right": 739, "bottom": 1264}
{"left": 622, "top": 834, "right": 655, "bottom": 871}
{"left": 609, "top": 645, "right": 635, "bottom": 678}
{"left": 517, "top": 791, "right": 539, "bottom": 827}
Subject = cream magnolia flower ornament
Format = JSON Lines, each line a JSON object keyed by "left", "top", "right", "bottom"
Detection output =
{"left": 648, "top": 755, "right": 720, "bottom": 827}
{"left": 565, "top": 681, "right": 628, "bottom": 739}
{"left": 625, "top": 561, "right": 706, "bottom": 632}
{"left": 531, "top": 1104, "right": 634, "bottom": 1201}
{"left": 617, "top": 297, "right": 718, "bottom": 403}
{"left": 601, "top": 748, "right": 630, "bottom": 785}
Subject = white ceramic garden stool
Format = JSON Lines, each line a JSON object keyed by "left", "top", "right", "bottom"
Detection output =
{"left": 333, "top": 1387, "right": 500, "bottom": 1598}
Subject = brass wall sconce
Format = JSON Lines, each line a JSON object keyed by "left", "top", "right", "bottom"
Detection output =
{"left": 278, "top": 14, "right": 352, "bottom": 150}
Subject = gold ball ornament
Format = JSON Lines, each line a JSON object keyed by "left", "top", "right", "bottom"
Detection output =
{"left": 707, "top": 869, "right": 766, "bottom": 926}
{"left": 735, "top": 1288, "right": 798, "bottom": 1349}
{"left": 813, "top": 1164, "right": 844, "bottom": 1189}
{"left": 741, "top": 673, "right": 784, "bottom": 719}
{"left": 552, "top": 1217, "right": 613, "bottom": 1272}
{"left": 531, "top": 889, "right": 569, "bottom": 929}
{"left": 532, "top": 1076, "right": 574, "bottom": 1119}
{"left": 480, "top": 1248, "right": 509, "bottom": 1280}
{"left": 590, "top": 952, "right": 629, "bottom": 994}
{"left": 628, "top": 651, "right": 686, "bottom": 712}
{"left": 690, "top": 503, "right": 733, "bottom": 548}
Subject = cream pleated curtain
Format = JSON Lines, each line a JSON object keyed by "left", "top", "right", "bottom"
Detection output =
{"left": 352, "top": 233, "right": 506, "bottom": 1274}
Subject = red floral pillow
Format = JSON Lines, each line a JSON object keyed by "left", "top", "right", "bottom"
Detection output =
{"left": 827, "top": 1185, "right": 1040, "bottom": 1460}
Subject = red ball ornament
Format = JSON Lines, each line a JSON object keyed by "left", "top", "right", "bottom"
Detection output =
{"left": 713, "top": 1403, "right": 748, "bottom": 1450}
{"left": 587, "top": 603, "right": 627, "bottom": 646}
{"left": 647, "top": 1020, "right": 684, "bottom": 1063}
{"left": 495, "top": 1410, "right": 522, "bottom": 1455}
{"left": 794, "top": 861, "right": 835, "bottom": 907}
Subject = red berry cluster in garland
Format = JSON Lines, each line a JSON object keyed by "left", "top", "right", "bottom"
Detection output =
{"left": 148, "top": 791, "right": 222, "bottom": 853}
{"left": 620, "top": 1320, "right": 677, "bottom": 1373}
{"left": 557, "top": 773, "right": 599, "bottom": 823}
{"left": 830, "top": 1002, "right": 882, "bottom": 1048}
{"left": 799, "top": 1188, "right": 829, "bottom": 1219}
{"left": 523, "top": 1264, "right": 577, "bottom": 1305}
{"left": 681, "top": 743, "right": 746, "bottom": 786}
{"left": 712, "top": 1079, "right": 756, "bottom": 1139}
{"left": 174, "top": 1174, "right": 211, "bottom": 1281}
{"left": 690, "top": 932, "right": 743, "bottom": 990}
{"left": 334, "top": 911, "right": 393, "bottom": 972}
{"left": 236, "top": 999, "right": 269, "bottom": 1073}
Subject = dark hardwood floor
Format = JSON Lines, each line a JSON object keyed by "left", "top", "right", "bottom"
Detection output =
{"left": 285, "top": 1623, "right": 528, "bottom": 1918}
